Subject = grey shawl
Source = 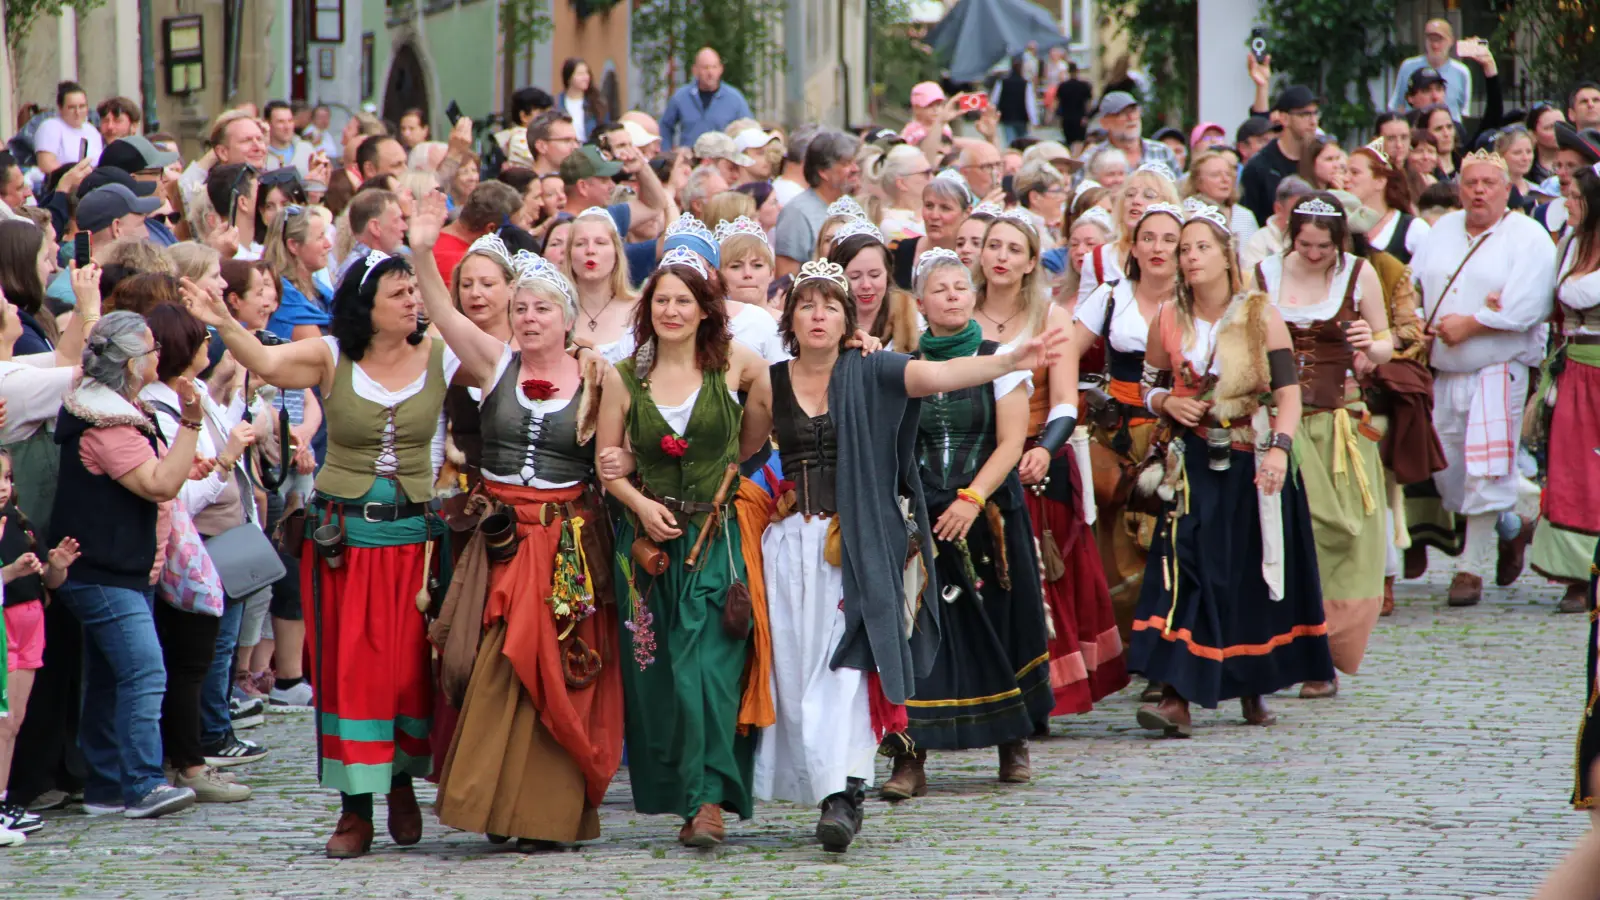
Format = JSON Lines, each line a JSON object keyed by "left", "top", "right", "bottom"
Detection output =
{"left": 826, "top": 350, "right": 940, "bottom": 704}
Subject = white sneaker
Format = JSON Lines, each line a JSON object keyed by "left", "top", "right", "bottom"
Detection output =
{"left": 82, "top": 802, "right": 126, "bottom": 816}
{"left": 0, "top": 824, "right": 24, "bottom": 847}
{"left": 174, "top": 766, "right": 252, "bottom": 803}
{"left": 267, "top": 680, "right": 314, "bottom": 710}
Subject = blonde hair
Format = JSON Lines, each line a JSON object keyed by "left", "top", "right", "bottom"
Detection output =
{"left": 719, "top": 232, "right": 774, "bottom": 271}
{"left": 813, "top": 213, "right": 862, "bottom": 260}
{"left": 866, "top": 144, "right": 930, "bottom": 206}
{"left": 397, "top": 169, "right": 439, "bottom": 207}
{"left": 164, "top": 242, "right": 221, "bottom": 282}
{"left": 1111, "top": 170, "right": 1180, "bottom": 258}
{"left": 559, "top": 212, "right": 637, "bottom": 306}
{"left": 450, "top": 243, "right": 517, "bottom": 314}
{"left": 264, "top": 204, "right": 331, "bottom": 301}
{"left": 701, "top": 191, "right": 757, "bottom": 230}
{"left": 103, "top": 237, "right": 176, "bottom": 276}
{"left": 723, "top": 117, "right": 762, "bottom": 138}
{"left": 971, "top": 216, "right": 1049, "bottom": 340}
{"left": 1172, "top": 217, "right": 1243, "bottom": 346}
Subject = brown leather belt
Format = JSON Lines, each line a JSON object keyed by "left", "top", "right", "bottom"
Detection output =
{"left": 1568, "top": 334, "right": 1600, "bottom": 346}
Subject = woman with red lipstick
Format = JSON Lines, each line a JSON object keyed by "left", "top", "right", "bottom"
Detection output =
{"left": 889, "top": 172, "right": 974, "bottom": 290}
{"left": 1078, "top": 165, "right": 1181, "bottom": 306}
{"left": 973, "top": 211, "right": 1128, "bottom": 722}
{"left": 562, "top": 208, "right": 639, "bottom": 364}
{"left": 830, "top": 227, "right": 922, "bottom": 351}
{"left": 442, "top": 234, "right": 520, "bottom": 493}
{"left": 1060, "top": 203, "right": 1182, "bottom": 666}
{"left": 595, "top": 249, "right": 774, "bottom": 848}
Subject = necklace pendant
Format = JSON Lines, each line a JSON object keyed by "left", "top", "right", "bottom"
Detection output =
{"left": 588, "top": 321, "right": 597, "bottom": 331}
{"left": 997, "top": 324, "right": 1006, "bottom": 333}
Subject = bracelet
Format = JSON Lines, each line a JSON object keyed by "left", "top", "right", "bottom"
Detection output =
{"left": 79, "top": 314, "right": 100, "bottom": 327}
{"left": 179, "top": 418, "right": 203, "bottom": 431}
{"left": 956, "top": 487, "right": 985, "bottom": 508}
{"left": 1269, "top": 432, "right": 1294, "bottom": 454}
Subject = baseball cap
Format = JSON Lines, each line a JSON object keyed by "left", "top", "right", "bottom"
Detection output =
{"left": 76, "top": 183, "right": 162, "bottom": 232}
{"left": 1272, "top": 85, "right": 1319, "bottom": 113}
{"left": 1152, "top": 126, "right": 1185, "bottom": 144}
{"left": 620, "top": 120, "right": 657, "bottom": 149}
{"left": 1099, "top": 91, "right": 1139, "bottom": 116}
{"left": 1023, "top": 140, "right": 1082, "bottom": 171}
{"left": 1236, "top": 116, "right": 1277, "bottom": 144}
{"left": 77, "top": 166, "right": 157, "bottom": 199}
{"left": 910, "top": 82, "right": 947, "bottom": 108}
{"left": 1189, "top": 122, "right": 1227, "bottom": 148}
{"left": 733, "top": 127, "right": 780, "bottom": 154}
{"left": 558, "top": 145, "right": 623, "bottom": 185}
{"left": 693, "top": 131, "right": 754, "bottom": 167}
{"left": 99, "top": 135, "right": 181, "bottom": 174}
{"left": 1407, "top": 67, "right": 1446, "bottom": 95}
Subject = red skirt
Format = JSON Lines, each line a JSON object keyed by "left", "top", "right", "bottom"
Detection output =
{"left": 1547, "top": 359, "right": 1600, "bottom": 535}
{"left": 1027, "top": 453, "right": 1129, "bottom": 714}
{"left": 303, "top": 543, "right": 435, "bottom": 796}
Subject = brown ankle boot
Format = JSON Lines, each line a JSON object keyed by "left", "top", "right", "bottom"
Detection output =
{"left": 386, "top": 780, "right": 422, "bottom": 846}
{"left": 325, "top": 812, "right": 375, "bottom": 858}
{"left": 1381, "top": 576, "right": 1395, "bottom": 616}
{"left": 683, "top": 803, "right": 725, "bottom": 848}
{"left": 997, "top": 739, "right": 1032, "bottom": 783}
{"left": 1447, "top": 572, "right": 1483, "bottom": 607}
{"left": 1135, "top": 688, "right": 1192, "bottom": 738}
{"left": 1404, "top": 544, "right": 1428, "bottom": 580}
{"left": 1298, "top": 679, "right": 1338, "bottom": 699}
{"left": 1496, "top": 518, "right": 1535, "bottom": 586}
{"left": 880, "top": 749, "right": 927, "bottom": 800}
{"left": 1560, "top": 583, "right": 1589, "bottom": 614}
{"left": 1240, "top": 695, "right": 1277, "bottom": 726}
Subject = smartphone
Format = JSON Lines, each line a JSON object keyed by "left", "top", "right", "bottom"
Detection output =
{"left": 73, "top": 232, "right": 91, "bottom": 269}
{"left": 79, "top": 137, "right": 89, "bottom": 161}
{"left": 957, "top": 93, "right": 989, "bottom": 113}
{"left": 1249, "top": 27, "right": 1268, "bottom": 63}
{"left": 446, "top": 100, "right": 463, "bottom": 126}
{"left": 1455, "top": 38, "right": 1481, "bottom": 58}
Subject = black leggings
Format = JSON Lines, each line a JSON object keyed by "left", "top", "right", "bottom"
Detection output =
{"left": 154, "top": 602, "right": 220, "bottom": 770}
{"left": 342, "top": 774, "right": 412, "bottom": 821}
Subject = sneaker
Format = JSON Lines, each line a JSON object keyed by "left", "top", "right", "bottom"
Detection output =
{"left": 174, "top": 766, "right": 252, "bottom": 803}
{"left": 123, "top": 784, "right": 196, "bottom": 819}
{"left": 82, "top": 802, "right": 126, "bottom": 816}
{"left": 232, "top": 672, "right": 267, "bottom": 702}
{"left": 0, "top": 801, "right": 44, "bottom": 834}
{"left": 203, "top": 735, "right": 269, "bottom": 768}
{"left": 230, "top": 695, "right": 265, "bottom": 730}
{"left": 25, "top": 790, "right": 68, "bottom": 812}
{"left": 0, "top": 824, "right": 24, "bottom": 847}
{"left": 268, "top": 680, "right": 315, "bottom": 709}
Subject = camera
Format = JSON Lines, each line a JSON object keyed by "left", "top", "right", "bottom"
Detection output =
{"left": 1206, "top": 427, "right": 1233, "bottom": 472}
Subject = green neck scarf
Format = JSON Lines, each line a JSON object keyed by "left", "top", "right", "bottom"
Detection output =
{"left": 919, "top": 319, "right": 983, "bottom": 362}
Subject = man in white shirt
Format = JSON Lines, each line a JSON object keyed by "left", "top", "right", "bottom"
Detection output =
{"left": 1413, "top": 149, "right": 1557, "bottom": 606}
{"left": 263, "top": 100, "right": 316, "bottom": 177}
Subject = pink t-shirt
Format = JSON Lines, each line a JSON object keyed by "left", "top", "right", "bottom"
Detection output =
{"left": 80, "top": 425, "right": 170, "bottom": 583}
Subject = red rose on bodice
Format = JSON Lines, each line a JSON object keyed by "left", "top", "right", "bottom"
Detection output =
{"left": 521, "top": 379, "right": 556, "bottom": 401}
{"left": 660, "top": 435, "right": 690, "bottom": 458}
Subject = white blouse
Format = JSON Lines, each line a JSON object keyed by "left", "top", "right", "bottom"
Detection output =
{"left": 1558, "top": 240, "right": 1600, "bottom": 335}
{"left": 1256, "top": 253, "right": 1362, "bottom": 327}
{"left": 321, "top": 336, "right": 461, "bottom": 477}
{"left": 1074, "top": 279, "right": 1151, "bottom": 353}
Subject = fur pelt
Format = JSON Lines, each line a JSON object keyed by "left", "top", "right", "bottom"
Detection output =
{"left": 64, "top": 381, "right": 157, "bottom": 434}
{"left": 1209, "top": 290, "right": 1273, "bottom": 427}
{"left": 575, "top": 353, "right": 605, "bottom": 446}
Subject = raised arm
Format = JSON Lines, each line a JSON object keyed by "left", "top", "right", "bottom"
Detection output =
{"left": 187, "top": 278, "right": 332, "bottom": 391}
{"left": 407, "top": 191, "right": 505, "bottom": 385}
{"left": 115, "top": 379, "right": 205, "bottom": 503}
{"left": 902, "top": 326, "right": 1066, "bottom": 398}
{"left": 56, "top": 261, "right": 106, "bottom": 366}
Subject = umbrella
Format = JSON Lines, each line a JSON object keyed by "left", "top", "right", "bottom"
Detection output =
{"left": 925, "top": 0, "right": 1069, "bottom": 82}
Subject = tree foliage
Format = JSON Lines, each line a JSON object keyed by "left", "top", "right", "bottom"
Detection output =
{"left": 1492, "top": 0, "right": 1600, "bottom": 103}
{"left": 6, "top": 0, "right": 106, "bottom": 54}
{"left": 866, "top": 0, "right": 940, "bottom": 120}
{"left": 631, "top": 0, "right": 785, "bottom": 105}
{"left": 1255, "top": 0, "right": 1401, "bottom": 140}
{"left": 499, "top": 0, "right": 553, "bottom": 62}
{"left": 1101, "top": 0, "right": 1198, "bottom": 128}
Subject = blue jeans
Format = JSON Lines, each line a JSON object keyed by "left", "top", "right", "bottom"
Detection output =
{"left": 200, "top": 596, "right": 243, "bottom": 746}
{"left": 56, "top": 580, "right": 167, "bottom": 806}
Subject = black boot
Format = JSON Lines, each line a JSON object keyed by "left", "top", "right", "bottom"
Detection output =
{"left": 815, "top": 777, "right": 866, "bottom": 852}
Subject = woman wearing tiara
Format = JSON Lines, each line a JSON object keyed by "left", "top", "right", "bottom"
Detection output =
{"left": 1078, "top": 162, "right": 1181, "bottom": 305}
{"left": 1252, "top": 192, "right": 1390, "bottom": 697}
{"left": 409, "top": 201, "right": 624, "bottom": 851}
{"left": 563, "top": 206, "right": 641, "bottom": 364}
{"left": 888, "top": 171, "right": 974, "bottom": 290}
{"left": 752, "top": 255, "right": 1056, "bottom": 850}
{"left": 812, "top": 196, "right": 872, "bottom": 262}
{"left": 714, "top": 216, "right": 790, "bottom": 362}
{"left": 440, "top": 233, "right": 520, "bottom": 503}
{"left": 595, "top": 247, "right": 773, "bottom": 847}
{"left": 1132, "top": 199, "right": 1335, "bottom": 738}
{"left": 970, "top": 209, "right": 1128, "bottom": 719}
{"left": 828, "top": 218, "right": 924, "bottom": 351}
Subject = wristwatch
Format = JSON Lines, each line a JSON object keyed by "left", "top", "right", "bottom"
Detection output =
{"left": 1269, "top": 432, "right": 1294, "bottom": 454}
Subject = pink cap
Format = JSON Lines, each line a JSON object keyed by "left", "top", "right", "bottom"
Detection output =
{"left": 1189, "top": 122, "right": 1227, "bottom": 149}
{"left": 910, "top": 82, "right": 947, "bottom": 108}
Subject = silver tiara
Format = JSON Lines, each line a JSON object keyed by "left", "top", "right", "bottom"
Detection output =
{"left": 1073, "top": 207, "right": 1115, "bottom": 233}
{"left": 933, "top": 168, "right": 975, "bottom": 204}
{"left": 513, "top": 251, "right": 576, "bottom": 307}
{"left": 825, "top": 196, "right": 868, "bottom": 220}
{"left": 465, "top": 232, "right": 515, "bottom": 272}
{"left": 1138, "top": 201, "right": 1184, "bottom": 225}
{"left": 1362, "top": 138, "right": 1391, "bottom": 169}
{"left": 360, "top": 249, "right": 392, "bottom": 286}
{"left": 1073, "top": 179, "right": 1103, "bottom": 202}
{"left": 575, "top": 206, "right": 614, "bottom": 223}
{"left": 1134, "top": 160, "right": 1176, "bottom": 182}
{"left": 663, "top": 211, "right": 716, "bottom": 243}
{"left": 970, "top": 200, "right": 1006, "bottom": 218}
{"left": 712, "top": 215, "right": 768, "bottom": 248}
{"left": 659, "top": 245, "right": 710, "bottom": 279}
{"left": 794, "top": 258, "right": 848, "bottom": 292}
{"left": 992, "top": 207, "right": 1040, "bottom": 235}
{"left": 1181, "top": 197, "right": 1229, "bottom": 230}
{"left": 912, "top": 247, "right": 965, "bottom": 293}
{"left": 830, "top": 217, "right": 885, "bottom": 246}
{"left": 1592, "top": 162, "right": 1600, "bottom": 178}
{"left": 1294, "top": 196, "right": 1341, "bottom": 218}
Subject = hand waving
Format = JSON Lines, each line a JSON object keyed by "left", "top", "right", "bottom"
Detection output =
{"left": 408, "top": 191, "right": 449, "bottom": 252}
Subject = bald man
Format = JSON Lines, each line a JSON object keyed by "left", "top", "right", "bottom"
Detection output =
{"left": 659, "top": 47, "right": 753, "bottom": 151}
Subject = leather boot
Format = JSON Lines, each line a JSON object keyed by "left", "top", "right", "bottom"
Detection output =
{"left": 997, "top": 739, "right": 1032, "bottom": 783}
{"left": 1560, "top": 583, "right": 1589, "bottom": 614}
{"left": 1381, "top": 576, "right": 1395, "bottom": 617}
{"left": 1447, "top": 572, "right": 1483, "bottom": 607}
{"left": 683, "top": 803, "right": 725, "bottom": 848}
{"left": 1135, "top": 687, "right": 1192, "bottom": 738}
{"left": 1298, "top": 679, "right": 1338, "bottom": 699}
{"left": 386, "top": 780, "right": 422, "bottom": 846}
{"left": 1404, "top": 544, "right": 1428, "bottom": 580}
{"left": 879, "top": 749, "right": 927, "bottom": 801}
{"left": 1139, "top": 680, "right": 1165, "bottom": 703}
{"left": 1240, "top": 695, "right": 1277, "bottom": 726}
{"left": 815, "top": 778, "right": 865, "bottom": 852}
{"left": 325, "top": 812, "right": 375, "bottom": 859}
{"left": 1496, "top": 518, "right": 1536, "bottom": 586}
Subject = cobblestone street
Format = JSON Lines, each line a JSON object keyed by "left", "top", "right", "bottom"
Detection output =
{"left": 2, "top": 572, "right": 1588, "bottom": 899}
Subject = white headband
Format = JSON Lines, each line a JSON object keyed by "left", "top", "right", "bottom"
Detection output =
{"left": 360, "top": 249, "right": 392, "bottom": 286}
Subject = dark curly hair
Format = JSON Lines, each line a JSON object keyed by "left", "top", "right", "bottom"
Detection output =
{"left": 331, "top": 253, "right": 417, "bottom": 360}
{"left": 632, "top": 263, "right": 729, "bottom": 373}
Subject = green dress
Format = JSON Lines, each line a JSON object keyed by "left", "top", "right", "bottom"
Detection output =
{"left": 614, "top": 360, "right": 754, "bottom": 821}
